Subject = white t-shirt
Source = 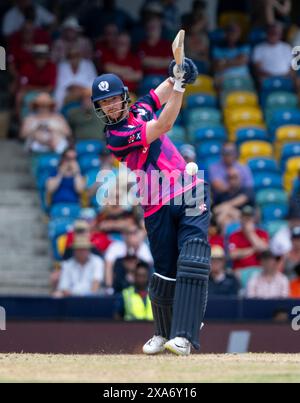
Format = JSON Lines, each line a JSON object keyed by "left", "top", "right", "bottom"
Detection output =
{"left": 105, "top": 241, "right": 153, "bottom": 266}
{"left": 54, "top": 59, "right": 97, "bottom": 109}
{"left": 58, "top": 254, "right": 105, "bottom": 296}
{"left": 2, "top": 5, "right": 55, "bottom": 36}
{"left": 246, "top": 272, "right": 289, "bottom": 299}
{"left": 252, "top": 41, "right": 292, "bottom": 76}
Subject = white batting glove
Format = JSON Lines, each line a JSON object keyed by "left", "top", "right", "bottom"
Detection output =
{"left": 172, "top": 65, "right": 186, "bottom": 93}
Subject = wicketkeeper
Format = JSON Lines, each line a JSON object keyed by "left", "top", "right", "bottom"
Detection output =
{"left": 91, "top": 57, "right": 211, "bottom": 356}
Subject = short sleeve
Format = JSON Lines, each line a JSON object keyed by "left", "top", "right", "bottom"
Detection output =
{"left": 106, "top": 123, "right": 148, "bottom": 156}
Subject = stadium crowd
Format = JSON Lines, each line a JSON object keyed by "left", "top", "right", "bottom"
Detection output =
{"left": 1, "top": 0, "right": 300, "bottom": 320}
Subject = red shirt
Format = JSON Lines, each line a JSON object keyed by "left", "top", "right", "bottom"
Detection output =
{"left": 229, "top": 229, "right": 269, "bottom": 270}
{"left": 66, "top": 231, "right": 112, "bottom": 254}
{"left": 138, "top": 39, "right": 173, "bottom": 76}
{"left": 19, "top": 61, "right": 57, "bottom": 88}
{"left": 102, "top": 51, "right": 142, "bottom": 93}
{"left": 209, "top": 234, "right": 225, "bottom": 248}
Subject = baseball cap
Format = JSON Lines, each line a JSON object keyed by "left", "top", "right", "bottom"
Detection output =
{"left": 211, "top": 245, "right": 225, "bottom": 259}
{"left": 291, "top": 226, "right": 300, "bottom": 239}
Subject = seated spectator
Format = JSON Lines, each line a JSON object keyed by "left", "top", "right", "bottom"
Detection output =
{"left": 2, "top": 0, "right": 56, "bottom": 37}
{"left": 8, "top": 12, "right": 51, "bottom": 75}
{"left": 208, "top": 245, "right": 240, "bottom": 296}
{"left": 182, "top": 0, "right": 208, "bottom": 33}
{"left": 252, "top": 23, "right": 293, "bottom": 82}
{"left": 229, "top": 205, "right": 269, "bottom": 271}
{"left": 185, "top": 23, "right": 210, "bottom": 74}
{"left": 270, "top": 205, "right": 300, "bottom": 257}
{"left": 54, "top": 45, "right": 97, "bottom": 110}
{"left": 115, "top": 262, "right": 153, "bottom": 321}
{"left": 278, "top": 226, "right": 300, "bottom": 280}
{"left": 160, "top": 0, "right": 181, "bottom": 38}
{"left": 138, "top": 15, "right": 173, "bottom": 77}
{"left": 101, "top": 32, "right": 143, "bottom": 94}
{"left": 213, "top": 23, "right": 251, "bottom": 86}
{"left": 246, "top": 250, "right": 289, "bottom": 299}
{"left": 289, "top": 263, "right": 300, "bottom": 298}
{"left": 95, "top": 23, "right": 120, "bottom": 69}
{"left": 113, "top": 253, "right": 140, "bottom": 294}
{"left": 66, "top": 88, "right": 105, "bottom": 141}
{"left": 54, "top": 234, "right": 105, "bottom": 297}
{"left": 213, "top": 168, "right": 255, "bottom": 231}
{"left": 17, "top": 44, "right": 57, "bottom": 118}
{"left": 46, "top": 147, "right": 86, "bottom": 206}
{"left": 264, "top": 0, "right": 291, "bottom": 26}
{"left": 20, "top": 92, "right": 71, "bottom": 153}
{"left": 105, "top": 224, "right": 153, "bottom": 288}
{"left": 51, "top": 17, "right": 93, "bottom": 64}
{"left": 209, "top": 143, "right": 254, "bottom": 195}
{"left": 209, "top": 215, "right": 225, "bottom": 248}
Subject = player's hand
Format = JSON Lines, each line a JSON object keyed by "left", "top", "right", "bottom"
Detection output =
{"left": 168, "top": 57, "right": 198, "bottom": 84}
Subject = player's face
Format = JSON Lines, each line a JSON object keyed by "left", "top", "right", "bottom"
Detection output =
{"left": 99, "top": 96, "right": 124, "bottom": 120}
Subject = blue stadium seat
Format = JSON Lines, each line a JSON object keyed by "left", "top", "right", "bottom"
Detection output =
{"left": 184, "top": 107, "right": 221, "bottom": 127}
{"left": 139, "top": 75, "right": 165, "bottom": 95}
{"left": 280, "top": 143, "right": 300, "bottom": 170}
{"left": 236, "top": 127, "right": 269, "bottom": 146}
{"left": 248, "top": 27, "right": 267, "bottom": 46}
{"left": 78, "top": 154, "right": 101, "bottom": 174}
{"left": 268, "top": 109, "right": 300, "bottom": 138}
{"left": 193, "top": 126, "right": 227, "bottom": 143}
{"left": 261, "top": 204, "right": 288, "bottom": 222}
{"left": 76, "top": 140, "right": 103, "bottom": 157}
{"left": 86, "top": 169, "right": 99, "bottom": 189}
{"left": 248, "top": 158, "right": 279, "bottom": 174}
{"left": 256, "top": 188, "right": 288, "bottom": 207}
{"left": 185, "top": 94, "right": 217, "bottom": 109}
{"left": 48, "top": 218, "right": 75, "bottom": 260}
{"left": 261, "top": 77, "right": 295, "bottom": 93}
{"left": 50, "top": 203, "right": 81, "bottom": 219}
{"left": 254, "top": 173, "right": 283, "bottom": 191}
{"left": 196, "top": 140, "right": 223, "bottom": 158}
{"left": 209, "top": 29, "right": 225, "bottom": 46}
{"left": 36, "top": 154, "right": 59, "bottom": 178}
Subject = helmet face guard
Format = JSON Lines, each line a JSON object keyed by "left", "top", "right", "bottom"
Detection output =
{"left": 93, "top": 90, "right": 130, "bottom": 125}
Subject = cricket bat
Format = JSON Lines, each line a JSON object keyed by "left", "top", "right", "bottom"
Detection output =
{"left": 172, "top": 29, "right": 185, "bottom": 72}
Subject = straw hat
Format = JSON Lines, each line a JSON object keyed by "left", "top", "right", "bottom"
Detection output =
{"left": 211, "top": 245, "right": 225, "bottom": 259}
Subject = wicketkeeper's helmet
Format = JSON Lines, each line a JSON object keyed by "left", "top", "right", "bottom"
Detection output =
{"left": 91, "top": 73, "right": 130, "bottom": 125}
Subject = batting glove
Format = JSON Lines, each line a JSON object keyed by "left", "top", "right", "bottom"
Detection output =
{"left": 168, "top": 57, "right": 199, "bottom": 86}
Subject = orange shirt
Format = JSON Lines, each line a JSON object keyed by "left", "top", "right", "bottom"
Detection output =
{"left": 290, "top": 279, "right": 300, "bottom": 298}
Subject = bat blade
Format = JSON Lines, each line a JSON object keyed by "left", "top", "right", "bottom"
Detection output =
{"left": 172, "top": 29, "right": 185, "bottom": 69}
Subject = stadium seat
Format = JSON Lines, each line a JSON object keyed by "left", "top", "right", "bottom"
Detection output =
{"left": 283, "top": 156, "right": 300, "bottom": 192}
{"left": 185, "top": 75, "right": 215, "bottom": 96}
{"left": 248, "top": 158, "right": 279, "bottom": 174}
{"left": 280, "top": 143, "right": 300, "bottom": 170}
{"left": 75, "top": 140, "right": 103, "bottom": 157}
{"left": 36, "top": 153, "right": 59, "bottom": 179}
{"left": 222, "top": 76, "right": 255, "bottom": 92}
{"left": 48, "top": 218, "right": 75, "bottom": 261}
{"left": 239, "top": 141, "right": 273, "bottom": 163}
{"left": 78, "top": 154, "right": 101, "bottom": 174}
{"left": 261, "top": 204, "right": 288, "bottom": 222}
{"left": 268, "top": 109, "right": 300, "bottom": 138}
{"left": 196, "top": 140, "right": 223, "bottom": 158}
{"left": 85, "top": 168, "right": 99, "bottom": 189}
{"left": 139, "top": 75, "right": 165, "bottom": 95}
{"left": 248, "top": 27, "right": 267, "bottom": 46}
{"left": 224, "top": 92, "right": 258, "bottom": 109}
{"left": 209, "top": 29, "right": 225, "bottom": 46}
{"left": 185, "top": 107, "right": 222, "bottom": 127}
{"left": 263, "top": 220, "right": 287, "bottom": 238}
{"left": 185, "top": 94, "right": 217, "bottom": 109}
{"left": 261, "top": 77, "right": 295, "bottom": 93}
{"left": 265, "top": 92, "right": 298, "bottom": 111}
{"left": 219, "top": 11, "right": 250, "bottom": 35}
{"left": 253, "top": 172, "right": 283, "bottom": 191}
{"left": 256, "top": 188, "right": 288, "bottom": 207}
{"left": 49, "top": 203, "right": 81, "bottom": 219}
{"left": 236, "top": 127, "right": 269, "bottom": 147}
{"left": 193, "top": 125, "right": 227, "bottom": 143}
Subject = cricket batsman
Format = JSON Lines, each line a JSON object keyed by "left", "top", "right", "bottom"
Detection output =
{"left": 91, "top": 55, "right": 211, "bottom": 356}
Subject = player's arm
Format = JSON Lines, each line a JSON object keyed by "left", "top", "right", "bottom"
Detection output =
{"left": 153, "top": 77, "right": 176, "bottom": 106}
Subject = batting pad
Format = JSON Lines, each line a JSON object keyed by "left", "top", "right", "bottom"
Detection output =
{"left": 149, "top": 274, "right": 176, "bottom": 339}
{"left": 170, "top": 238, "right": 211, "bottom": 349}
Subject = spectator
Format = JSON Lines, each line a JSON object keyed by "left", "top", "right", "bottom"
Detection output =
{"left": 252, "top": 23, "right": 293, "bottom": 82}
{"left": 95, "top": 23, "right": 119, "bottom": 69}
{"left": 102, "top": 32, "right": 143, "bottom": 94}
{"left": 113, "top": 253, "right": 140, "bottom": 294}
{"left": 54, "top": 234, "right": 105, "bottom": 297}
{"left": 270, "top": 205, "right": 300, "bottom": 257}
{"left": 79, "top": 0, "right": 132, "bottom": 40}
{"left": 54, "top": 45, "right": 97, "bottom": 110}
{"left": 185, "top": 23, "right": 210, "bottom": 74}
{"left": 179, "top": 144, "right": 197, "bottom": 164}
{"left": 17, "top": 44, "right": 57, "bottom": 117}
{"left": 160, "top": 0, "right": 181, "bottom": 38}
{"left": 278, "top": 226, "right": 300, "bottom": 280}
{"left": 115, "top": 262, "right": 153, "bottom": 321}
{"left": 213, "top": 167, "right": 255, "bottom": 231}
{"left": 246, "top": 250, "right": 289, "bottom": 299}
{"left": 51, "top": 17, "right": 93, "bottom": 64}
{"left": 20, "top": 92, "right": 71, "bottom": 153}
{"left": 209, "top": 143, "right": 254, "bottom": 195}
{"left": 105, "top": 224, "right": 153, "bottom": 288}
{"left": 290, "top": 263, "right": 300, "bottom": 298}
{"left": 229, "top": 205, "right": 269, "bottom": 271}
{"left": 208, "top": 245, "right": 240, "bottom": 296}
{"left": 138, "top": 15, "right": 173, "bottom": 77}
{"left": 46, "top": 147, "right": 86, "bottom": 206}
{"left": 213, "top": 23, "right": 251, "bottom": 86}
{"left": 182, "top": 0, "right": 208, "bottom": 33}
{"left": 209, "top": 216, "right": 225, "bottom": 248}
{"left": 2, "top": 0, "right": 56, "bottom": 37}
{"left": 66, "top": 88, "right": 105, "bottom": 141}
{"left": 264, "top": 0, "right": 291, "bottom": 26}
